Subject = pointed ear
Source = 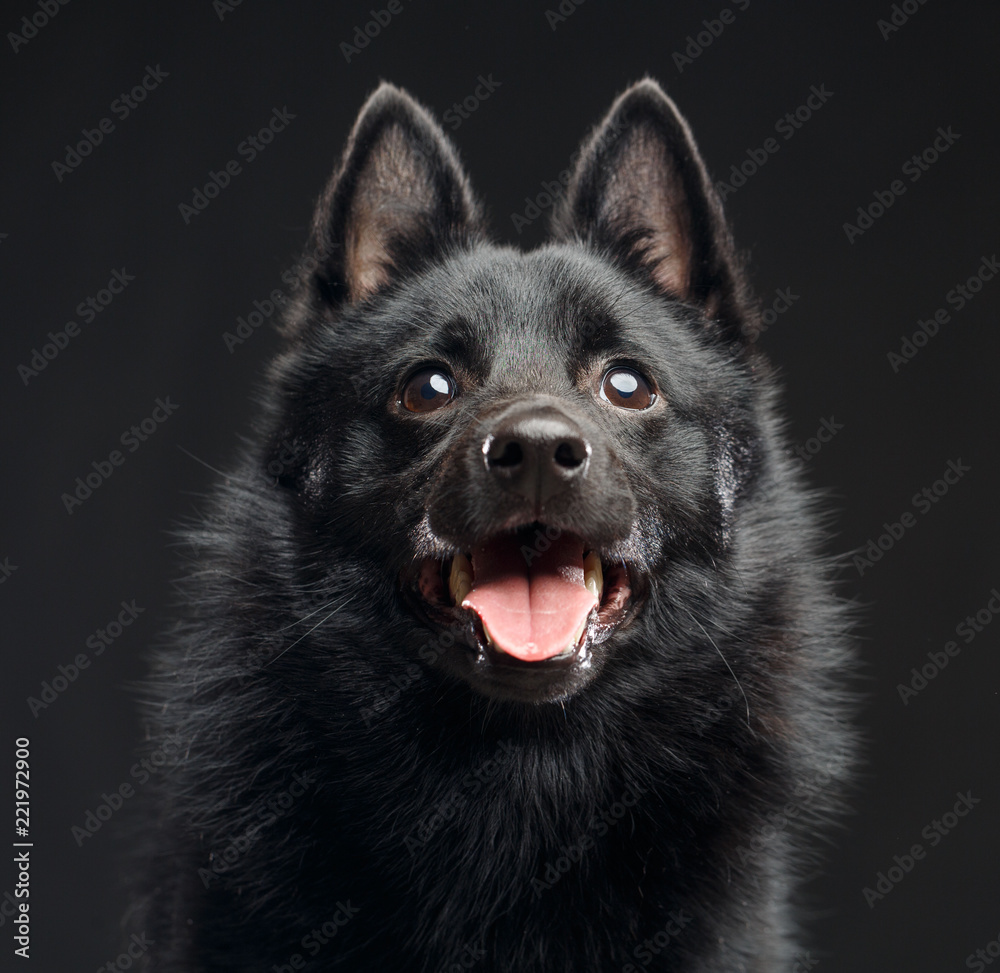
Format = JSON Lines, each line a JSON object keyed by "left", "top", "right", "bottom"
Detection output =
{"left": 307, "top": 83, "right": 484, "bottom": 306}
{"left": 552, "top": 79, "right": 748, "bottom": 333}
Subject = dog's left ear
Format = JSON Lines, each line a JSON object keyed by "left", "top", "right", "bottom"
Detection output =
{"left": 552, "top": 79, "right": 747, "bottom": 331}
{"left": 307, "top": 82, "right": 485, "bottom": 306}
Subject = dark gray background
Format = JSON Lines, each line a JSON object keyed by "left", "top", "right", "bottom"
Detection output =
{"left": 2, "top": 1, "right": 999, "bottom": 970}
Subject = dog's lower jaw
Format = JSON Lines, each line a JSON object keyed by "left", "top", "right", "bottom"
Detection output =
{"left": 402, "top": 536, "right": 638, "bottom": 703}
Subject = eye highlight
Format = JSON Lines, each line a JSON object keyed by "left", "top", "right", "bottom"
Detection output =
{"left": 599, "top": 367, "right": 655, "bottom": 410}
{"left": 401, "top": 367, "right": 457, "bottom": 413}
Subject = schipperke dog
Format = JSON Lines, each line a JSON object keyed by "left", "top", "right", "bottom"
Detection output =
{"left": 135, "top": 80, "right": 854, "bottom": 972}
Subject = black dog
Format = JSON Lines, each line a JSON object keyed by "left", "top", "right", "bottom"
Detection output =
{"left": 136, "top": 80, "right": 854, "bottom": 972}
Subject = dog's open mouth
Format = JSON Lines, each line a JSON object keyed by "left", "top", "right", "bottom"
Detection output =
{"left": 411, "top": 524, "right": 633, "bottom": 667}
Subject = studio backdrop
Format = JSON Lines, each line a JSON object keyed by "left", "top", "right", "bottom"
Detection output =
{"left": 1, "top": 2, "right": 998, "bottom": 971}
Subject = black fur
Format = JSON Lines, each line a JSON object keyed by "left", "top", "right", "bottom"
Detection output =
{"left": 134, "top": 80, "right": 855, "bottom": 972}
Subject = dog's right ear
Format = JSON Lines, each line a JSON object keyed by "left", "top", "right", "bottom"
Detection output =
{"left": 305, "top": 83, "right": 484, "bottom": 308}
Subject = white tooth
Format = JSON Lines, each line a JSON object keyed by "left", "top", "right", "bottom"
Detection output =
{"left": 583, "top": 551, "right": 603, "bottom": 601}
{"left": 449, "top": 553, "right": 473, "bottom": 605}
{"left": 570, "top": 616, "right": 588, "bottom": 648}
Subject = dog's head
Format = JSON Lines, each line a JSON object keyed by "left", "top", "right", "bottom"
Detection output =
{"left": 264, "top": 80, "right": 766, "bottom": 705}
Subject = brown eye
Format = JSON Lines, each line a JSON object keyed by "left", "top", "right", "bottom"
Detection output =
{"left": 599, "top": 367, "right": 655, "bottom": 410}
{"left": 401, "top": 367, "right": 456, "bottom": 413}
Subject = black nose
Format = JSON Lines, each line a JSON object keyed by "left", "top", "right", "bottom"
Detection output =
{"left": 485, "top": 407, "right": 591, "bottom": 510}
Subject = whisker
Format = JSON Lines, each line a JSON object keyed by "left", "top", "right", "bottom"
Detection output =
{"left": 264, "top": 593, "right": 362, "bottom": 667}
{"left": 682, "top": 607, "right": 751, "bottom": 728}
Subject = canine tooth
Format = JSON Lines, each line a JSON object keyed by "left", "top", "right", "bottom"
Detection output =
{"left": 583, "top": 551, "right": 604, "bottom": 601}
{"left": 449, "top": 553, "right": 473, "bottom": 605}
{"left": 571, "top": 616, "right": 588, "bottom": 647}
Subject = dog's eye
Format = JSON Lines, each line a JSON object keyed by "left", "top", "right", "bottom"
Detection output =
{"left": 401, "top": 368, "right": 456, "bottom": 413}
{"left": 599, "top": 367, "right": 655, "bottom": 410}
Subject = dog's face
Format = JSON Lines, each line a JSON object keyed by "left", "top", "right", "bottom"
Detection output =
{"left": 267, "top": 81, "right": 761, "bottom": 705}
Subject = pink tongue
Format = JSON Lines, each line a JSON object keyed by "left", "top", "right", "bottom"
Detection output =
{"left": 462, "top": 532, "right": 598, "bottom": 662}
